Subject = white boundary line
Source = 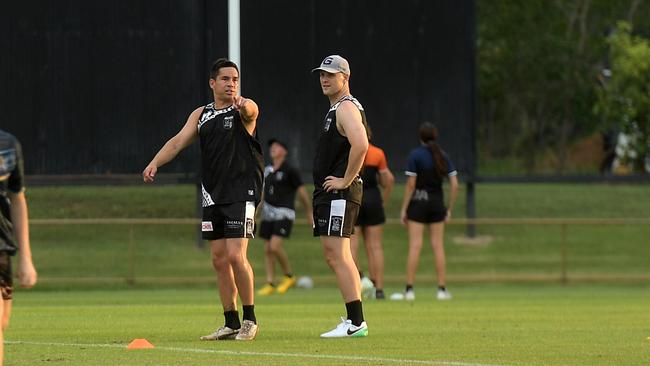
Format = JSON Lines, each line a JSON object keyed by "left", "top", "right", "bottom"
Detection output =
{"left": 5, "top": 340, "right": 508, "bottom": 366}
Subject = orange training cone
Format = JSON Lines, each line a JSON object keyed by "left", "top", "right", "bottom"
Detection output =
{"left": 127, "top": 338, "right": 155, "bottom": 349}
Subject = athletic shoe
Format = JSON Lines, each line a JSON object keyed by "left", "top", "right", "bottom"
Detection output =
{"left": 200, "top": 326, "right": 239, "bottom": 340}
{"left": 276, "top": 276, "right": 296, "bottom": 294}
{"left": 437, "top": 288, "right": 452, "bottom": 300}
{"left": 257, "top": 283, "right": 275, "bottom": 296}
{"left": 389, "top": 292, "right": 404, "bottom": 300}
{"left": 360, "top": 276, "right": 375, "bottom": 299}
{"left": 320, "top": 317, "right": 368, "bottom": 338}
{"left": 235, "top": 320, "right": 258, "bottom": 341}
{"left": 405, "top": 289, "right": 415, "bottom": 301}
{"left": 375, "top": 289, "right": 385, "bottom": 300}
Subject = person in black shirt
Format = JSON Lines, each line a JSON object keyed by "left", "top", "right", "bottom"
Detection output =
{"left": 0, "top": 129, "right": 38, "bottom": 364}
{"left": 392, "top": 122, "right": 458, "bottom": 302}
{"left": 143, "top": 59, "right": 262, "bottom": 341}
{"left": 311, "top": 55, "right": 369, "bottom": 338}
{"left": 257, "top": 139, "right": 313, "bottom": 296}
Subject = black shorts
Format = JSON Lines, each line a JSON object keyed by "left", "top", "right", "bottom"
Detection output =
{"left": 313, "top": 199, "right": 360, "bottom": 238}
{"left": 406, "top": 200, "right": 447, "bottom": 224}
{"left": 0, "top": 252, "right": 13, "bottom": 300}
{"left": 202, "top": 201, "right": 257, "bottom": 240}
{"left": 356, "top": 199, "right": 386, "bottom": 227}
{"left": 258, "top": 219, "right": 293, "bottom": 239}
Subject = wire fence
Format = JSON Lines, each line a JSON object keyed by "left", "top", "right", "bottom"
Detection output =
{"left": 31, "top": 218, "right": 650, "bottom": 286}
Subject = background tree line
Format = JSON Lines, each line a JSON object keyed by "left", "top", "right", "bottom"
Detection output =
{"left": 478, "top": 0, "right": 650, "bottom": 174}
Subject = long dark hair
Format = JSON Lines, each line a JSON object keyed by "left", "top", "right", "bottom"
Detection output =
{"left": 419, "top": 122, "right": 447, "bottom": 177}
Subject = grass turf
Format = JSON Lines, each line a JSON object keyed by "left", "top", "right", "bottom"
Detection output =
{"left": 29, "top": 221, "right": 650, "bottom": 287}
{"left": 7, "top": 184, "right": 650, "bottom": 364}
{"left": 6, "top": 284, "right": 650, "bottom": 366}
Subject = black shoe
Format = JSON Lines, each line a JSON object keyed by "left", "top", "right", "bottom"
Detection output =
{"left": 375, "top": 289, "right": 385, "bottom": 300}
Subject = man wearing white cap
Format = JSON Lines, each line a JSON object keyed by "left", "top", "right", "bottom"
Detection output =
{"left": 311, "top": 55, "right": 369, "bottom": 338}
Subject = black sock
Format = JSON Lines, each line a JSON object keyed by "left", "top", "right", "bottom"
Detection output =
{"left": 345, "top": 300, "right": 364, "bottom": 326}
{"left": 267, "top": 282, "right": 275, "bottom": 287}
{"left": 438, "top": 286, "right": 446, "bottom": 291}
{"left": 370, "top": 278, "right": 376, "bottom": 286}
{"left": 406, "top": 284, "right": 413, "bottom": 292}
{"left": 224, "top": 310, "right": 240, "bottom": 329}
{"left": 242, "top": 305, "right": 257, "bottom": 324}
{"left": 285, "top": 273, "right": 293, "bottom": 278}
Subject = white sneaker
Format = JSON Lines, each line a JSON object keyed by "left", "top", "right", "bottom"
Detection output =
{"left": 437, "top": 288, "right": 452, "bottom": 300}
{"left": 405, "top": 289, "right": 415, "bottom": 301}
{"left": 389, "top": 292, "right": 404, "bottom": 300}
{"left": 200, "top": 326, "right": 239, "bottom": 340}
{"left": 235, "top": 320, "right": 258, "bottom": 341}
{"left": 320, "top": 317, "right": 368, "bottom": 338}
{"left": 360, "top": 277, "right": 375, "bottom": 299}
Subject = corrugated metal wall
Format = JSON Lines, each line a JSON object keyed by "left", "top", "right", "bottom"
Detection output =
{"left": 1, "top": 0, "right": 475, "bottom": 178}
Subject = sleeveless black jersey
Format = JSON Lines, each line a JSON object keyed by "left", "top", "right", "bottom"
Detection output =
{"left": 197, "top": 103, "right": 264, "bottom": 206}
{"left": 263, "top": 162, "right": 303, "bottom": 210}
{"left": 0, "top": 130, "right": 24, "bottom": 254}
{"left": 312, "top": 95, "right": 366, "bottom": 206}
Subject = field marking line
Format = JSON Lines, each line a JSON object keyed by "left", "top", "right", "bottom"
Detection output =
{"left": 5, "top": 340, "right": 508, "bottom": 366}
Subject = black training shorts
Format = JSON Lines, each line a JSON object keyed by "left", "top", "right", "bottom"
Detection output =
{"left": 356, "top": 199, "right": 386, "bottom": 227}
{"left": 313, "top": 199, "right": 360, "bottom": 238}
{"left": 406, "top": 200, "right": 447, "bottom": 224}
{"left": 202, "top": 201, "right": 257, "bottom": 240}
{"left": 258, "top": 219, "right": 293, "bottom": 240}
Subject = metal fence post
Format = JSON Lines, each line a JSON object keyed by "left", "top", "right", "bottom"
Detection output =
{"left": 466, "top": 181, "right": 476, "bottom": 238}
{"left": 127, "top": 225, "right": 136, "bottom": 286}
{"left": 560, "top": 223, "right": 567, "bottom": 284}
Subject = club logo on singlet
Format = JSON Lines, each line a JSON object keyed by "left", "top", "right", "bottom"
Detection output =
{"left": 324, "top": 118, "right": 332, "bottom": 131}
{"left": 223, "top": 116, "right": 234, "bottom": 129}
{"left": 275, "top": 171, "right": 284, "bottom": 181}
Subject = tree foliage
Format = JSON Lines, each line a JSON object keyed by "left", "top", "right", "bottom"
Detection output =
{"left": 594, "top": 21, "right": 650, "bottom": 172}
{"left": 478, "top": 0, "right": 650, "bottom": 174}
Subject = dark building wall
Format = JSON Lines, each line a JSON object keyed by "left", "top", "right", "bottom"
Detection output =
{"left": 244, "top": 0, "right": 476, "bottom": 177}
{"left": 1, "top": 0, "right": 227, "bottom": 174}
{"left": 2, "top": 0, "right": 475, "bottom": 178}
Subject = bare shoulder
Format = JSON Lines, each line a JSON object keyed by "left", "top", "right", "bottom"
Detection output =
{"left": 186, "top": 105, "right": 206, "bottom": 125}
{"left": 336, "top": 100, "right": 362, "bottom": 122}
{"left": 190, "top": 105, "right": 205, "bottom": 118}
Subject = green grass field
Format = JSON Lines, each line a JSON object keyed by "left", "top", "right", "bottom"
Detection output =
{"left": 6, "top": 183, "right": 650, "bottom": 365}
{"left": 27, "top": 183, "right": 650, "bottom": 286}
{"left": 7, "top": 285, "right": 650, "bottom": 366}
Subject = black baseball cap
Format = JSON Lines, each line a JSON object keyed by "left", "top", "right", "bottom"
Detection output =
{"left": 268, "top": 138, "right": 288, "bottom": 151}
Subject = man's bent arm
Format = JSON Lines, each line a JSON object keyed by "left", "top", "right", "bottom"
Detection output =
{"left": 337, "top": 102, "right": 368, "bottom": 187}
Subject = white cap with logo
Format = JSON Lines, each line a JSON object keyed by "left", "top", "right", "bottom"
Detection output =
{"left": 311, "top": 55, "right": 350, "bottom": 75}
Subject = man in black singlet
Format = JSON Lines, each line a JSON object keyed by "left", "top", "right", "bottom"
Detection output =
{"left": 311, "top": 55, "right": 369, "bottom": 338}
{"left": 143, "top": 59, "right": 262, "bottom": 341}
{"left": 0, "top": 130, "right": 38, "bottom": 364}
